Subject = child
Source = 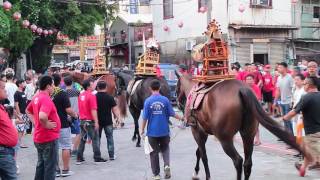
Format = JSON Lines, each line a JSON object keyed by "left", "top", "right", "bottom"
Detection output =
{"left": 245, "top": 74, "right": 262, "bottom": 145}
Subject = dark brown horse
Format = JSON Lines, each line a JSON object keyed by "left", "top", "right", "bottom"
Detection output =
{"left": 175, "top": 73, "right": 310, "bottom": 180}
{"left": 116, "top": 75, "right": 170, "bottom": 147}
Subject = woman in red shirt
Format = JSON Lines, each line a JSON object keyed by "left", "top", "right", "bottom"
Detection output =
{"left": 245, "top": 74, "right": 262, "bottom": 145}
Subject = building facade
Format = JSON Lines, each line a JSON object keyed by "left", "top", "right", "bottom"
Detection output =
{"left": 151, "top": 0, "right": 297, "bottom": 66}
{"left": 52, "top": 29, "right": 105, "bottom": 64}
{"left": 108, "top": 13, "right": 152, "bottom": 68}
{"left": 292, "top": 0, "right": 320, "bottom": 62}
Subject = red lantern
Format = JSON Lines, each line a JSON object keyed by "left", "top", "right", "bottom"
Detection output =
{"left": 3, "top": 1, "right": 12, "bottom": 11}
{"left": 292, "top": 0, "right": 298, "bottom": 3}
{"left": 48, "top": 30, "right": 53, "bottom": 35}
{"left": 43, "top": 30, "right": 48, "bottom": 36}
{"left": 13, "top": 12, "right": 21, "bottom": 21}
{"left": 36, "top": 28, "right": 43, "bottom": 35}
{"left": 22, "top": 20, "right": 30, "bottom": 28}
{"left": 178, "top": 21, "right": 183, "bottom": 28}
{"left": 30, "top": 24, "right": 37, "bottom": 32}
{"left": 199, "top": 6, "right": 207, "bottom": 13}
{"left": 163, "top": 25, "right": 169, "bottom": 32}
{"left": 238, "top": 4, "right": 245, "bottom": 13}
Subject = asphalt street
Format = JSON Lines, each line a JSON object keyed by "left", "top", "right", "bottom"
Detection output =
{"left": 16, "top": 109, "right": 320, "bottom": 180}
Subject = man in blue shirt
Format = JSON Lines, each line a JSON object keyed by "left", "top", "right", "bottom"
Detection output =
{"left": 141, "top": 79, "right": 183, "bottom": 180}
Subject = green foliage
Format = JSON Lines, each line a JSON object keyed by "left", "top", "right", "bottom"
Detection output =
{"left": 0, "top": 10, "right": 10, "bottom": 41}
{"left": 1, "top": 0, "right": 117, "bottom": 72}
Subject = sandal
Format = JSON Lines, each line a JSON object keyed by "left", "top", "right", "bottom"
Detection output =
{"left": 295, "top": 162, "right": 306, "bottom": 177}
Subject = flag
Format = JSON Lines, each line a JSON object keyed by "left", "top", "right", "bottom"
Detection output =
{"left": 142, "top": 31, "right": 146, "bottom": 53}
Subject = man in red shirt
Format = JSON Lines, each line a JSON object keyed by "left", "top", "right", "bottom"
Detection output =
{"left": 245, "top": 74, "right": 262, "bottom": 146}
{"left": 0, "top": 80, "right": 18, "bottom": 180}
{"left": 262, "top": 65, "right": 274, "bottom": 114}
{"left": 76, "top": 79, "right": 106, "bottom": 164}
{"left": 26, "top": 75, "right": 61, "bottom": 180}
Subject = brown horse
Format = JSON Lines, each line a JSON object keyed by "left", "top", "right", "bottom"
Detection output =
{"left": 175, "top": 73, "right": 310, "bottom": 180}
{"left": 67, "top": 71, "right": 127, "bottom": 117}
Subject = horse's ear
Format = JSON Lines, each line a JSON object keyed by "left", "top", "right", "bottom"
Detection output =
{"left": 175, "top": 70, "right": 181, "bottom": 79}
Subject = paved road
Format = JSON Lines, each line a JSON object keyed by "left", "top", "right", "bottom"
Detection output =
{"left": 16, "top": 111, "right": 320, "bottom": 180}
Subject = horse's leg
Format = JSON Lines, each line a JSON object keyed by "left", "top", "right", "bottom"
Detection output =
{"left": 192, "top": 148, "right": 201, "bottom": 180}
{"left": 220, "top": 139, "right": 243, "bottom": 180}
{"left": 191, "top": 127, "right": 210, "bottom": 180}
{"left": 240, "top": 131, "right": 255, "bottom": 180}
{"left": 129, "top": 105, "right": 141, "bottom": 146}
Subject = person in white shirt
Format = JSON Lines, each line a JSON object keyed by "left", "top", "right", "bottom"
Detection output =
{"left": 292, "top": 74, "right": 306, "bottom": 137}
{"left": 24, "top": 76, "right": 35, "bottom": 103}
{"left": 5, "top": 73, "right": 18, "bottom": 107}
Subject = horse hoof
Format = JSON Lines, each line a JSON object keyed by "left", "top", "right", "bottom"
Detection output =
{"left": 132, "top": 136, "right": 137, "bottom": 142}
{"left": 136, "top": 143, "right": 141, "bottom": 147}
{"left": 192, "top": 172, "right": 199, "bottom": 180}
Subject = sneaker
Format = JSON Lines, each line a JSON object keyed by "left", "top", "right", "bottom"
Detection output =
{"left": 94, "top": 158, "right": 107, "bottom": 163}
{"left": 153, "top": 175, "right": 161, "bottom": 180}
{"left": 76, "top": 158, "right": 85, "bottom": 165}
{"left": 164, "top": 166, "right": 171, "bottom": 179}
{"left": 56, "top": 170, "right": 61, "bottom": 177}
{"left": 16, "top": 165, "right": 20, "bottom": 175}
{"left": 109, "top": 155, "right": 117, "bottom": 161}
{"left": 61, "top": 170, "right": 74, "bottom": 177}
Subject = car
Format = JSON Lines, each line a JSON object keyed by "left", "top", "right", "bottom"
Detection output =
{"left": 158, "top": 63, "right": 179, "bottom": 104}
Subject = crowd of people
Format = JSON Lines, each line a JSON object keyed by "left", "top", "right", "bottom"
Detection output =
{"left": 0, "top": 69, "right": 123, "bottom": 180}
{"left": 0, "top": 58, "right": 320, "bottom": 179}
{"left": 231, "top": 60, "right": 320, "bottom": 176}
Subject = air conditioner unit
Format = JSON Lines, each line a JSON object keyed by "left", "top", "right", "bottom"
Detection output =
{"left": 185, "top": 40, "right": 196, "bottom": 51}
{"left": 251, "top": 0, "right": 270, "bottom": 6}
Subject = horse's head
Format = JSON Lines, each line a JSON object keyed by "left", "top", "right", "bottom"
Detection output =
{"left": 175, "top": 70, "right": 194, "bottom": 112}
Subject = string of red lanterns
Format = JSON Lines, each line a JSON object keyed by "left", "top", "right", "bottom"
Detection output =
{"left": 2, "top": 1, "right": 57, "bottom": 37}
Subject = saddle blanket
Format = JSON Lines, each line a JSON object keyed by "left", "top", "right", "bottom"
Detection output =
{"left": 127, "top": 79, "right": 143, "bottom": 96}
{"left": 127, "top": 79, "right": 143, "bottom": 106}
{"left": 186, "top": 80, "right": 224, "bottom": 110}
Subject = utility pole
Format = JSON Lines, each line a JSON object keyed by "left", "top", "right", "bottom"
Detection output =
{"left": 207, "top": 0, "right": 212, "bottom": 25}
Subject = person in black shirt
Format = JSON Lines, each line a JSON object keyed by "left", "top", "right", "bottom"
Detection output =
{"left": 96, "top": 81, "right": 121, "bottom": 160}
{"left": 283, "top": 77, "right": 320, "bottom": 177}
{"left": 14, "top": 79, "right": 30, "bottom": 148}
{"left": 52, "top": 74, "right": 77, "bottom": 177}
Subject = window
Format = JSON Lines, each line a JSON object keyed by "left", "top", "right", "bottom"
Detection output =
{"left": 163, "top": 0, "right": 173, "bottom": 19}
{"left": 198, "top": 0, "right": 208, "bottom": 11}
{"left": 140, "top": 0, "right": 150, "bottom": 5}
{"left": 250, "top": 0, "right": 272, "bottom": 8}
{"left": 314, "top": 6, "right": 320, "bottom": 18}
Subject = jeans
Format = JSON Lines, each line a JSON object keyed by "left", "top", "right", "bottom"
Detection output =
{"left": 280, "top": 103, "right": 294, "bottom": 135}
{"left": 0, "top": 146, "right": 17, "bottom": 180}
{"left": 77, "top": 121, "right": 102, "bottom": 160}
{"left": 99, "top": 125, "right": 114, "bottom": 158}
{"left": 148, "top": 136, "right": 170, "bottom": 176}
{"left": 34, "top": 140, "right": 58, "bottom": 180}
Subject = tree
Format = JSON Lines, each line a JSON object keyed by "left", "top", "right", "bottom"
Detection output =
{"left": 0, "top": 0, "right": 117, "bottom": 72}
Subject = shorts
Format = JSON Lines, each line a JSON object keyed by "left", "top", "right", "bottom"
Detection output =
{"left": 70, "top": 119, "right": 81, "bottom": 135}
{"left": 58, "top": 128, "right": 72, "bottom": 150}
{"left": 262, "top": 91, "right": 273, "bottom": 103}
{"left": 304, "top": 132, "right": 320, "bottom": 157}
{"left": 16, "top": 114, "right": 30, "bottom": 132}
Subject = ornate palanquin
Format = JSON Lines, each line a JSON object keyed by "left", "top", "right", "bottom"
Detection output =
{"left": 135, "top": 49, "right": 160, "bottom": 76}
{"left": 193, "top": 19, "right": 234, "bottom": 83}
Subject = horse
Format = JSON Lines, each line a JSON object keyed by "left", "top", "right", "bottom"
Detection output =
{"left": 175, "top": 72, "right": 310, "bottom": 180}
{"left": 116, "top": 73, "right": 171, "bottom": 147}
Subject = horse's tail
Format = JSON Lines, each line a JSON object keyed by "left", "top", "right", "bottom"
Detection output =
{"left": 117, "top": 91, "right": 127, "bottom": 117}
{"left": 239, "top": 87, "right": 303, "bottom": 153}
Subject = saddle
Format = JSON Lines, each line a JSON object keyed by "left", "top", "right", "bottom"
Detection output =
{"left": 187, "top": 80, "right": 224, "bottom": 110}
{"left": 127, "top": 78, "right": 144, "bottom": 106}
